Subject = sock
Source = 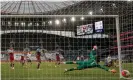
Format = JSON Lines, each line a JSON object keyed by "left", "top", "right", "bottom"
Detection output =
{"left": 37, "top": 63, "right": 40, "bottom": 69}
{"left": 58, "top": 62, "right": 60, "bottom": 65}
{"left": 22, "top": 63, "right": 24, "bottom": 66}
{"left": 10, "top": 63, "right": 12, "bottom": 67}
{"left": 12, "top": 63, "right": 14, "bottom": 67}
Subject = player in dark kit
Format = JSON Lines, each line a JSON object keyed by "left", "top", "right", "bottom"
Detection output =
{"left": 8, "top": 48, "right": 15, "bottom": 69}
{"left": 36, "top": 48, "right": 41, "bottom": 70}
{"left": 20, "top": 54, "right": 25, "bottom": 67}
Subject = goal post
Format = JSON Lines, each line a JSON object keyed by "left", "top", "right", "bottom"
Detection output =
{"left": 115, "top": 16, "right": 122, "bottom": 78}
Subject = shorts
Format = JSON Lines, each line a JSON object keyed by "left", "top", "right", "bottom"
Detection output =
{"left": 36, "top": 56, "right": 41, "bottom": 63}
{"left": 56, "top": 57, "right": 60, "bottom": 61}
{"left": 27, "top": 59, "right": 31, "bottom": 62}
{"left": 20, "top": 60, "right": 25, "bottom": 63}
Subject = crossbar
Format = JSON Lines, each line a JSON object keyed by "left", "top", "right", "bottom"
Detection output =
{"left": 1, "top": 15, "right": 119, "bottom": 18}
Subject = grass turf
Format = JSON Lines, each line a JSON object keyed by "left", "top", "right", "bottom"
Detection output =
{"left": 1, "top": 62, "right": 133, "bottom": 80}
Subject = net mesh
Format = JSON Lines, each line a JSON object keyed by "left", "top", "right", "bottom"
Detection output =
{"left": 1, "top": 1, "right": 133, "bottom": 80}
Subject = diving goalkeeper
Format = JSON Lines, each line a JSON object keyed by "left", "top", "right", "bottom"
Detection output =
{"left": 63, "top": 46, "right": 116, "bottom": 73}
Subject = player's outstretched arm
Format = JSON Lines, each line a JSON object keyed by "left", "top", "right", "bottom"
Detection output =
{"left": 64, "top": 64, "right": 85, "bottom": 73}
{"left": 64, "top": 67, "right": 77, "bottom": 73}
{"left": 62, "top": 61, "right": 76, "bottom": 64}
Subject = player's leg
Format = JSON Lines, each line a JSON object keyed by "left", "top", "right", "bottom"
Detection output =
{"left": 27, "top": 57, "right": 32, "bottom": 65}
{"left": 10, "top": 58, "right": 14, "bottom": 69}
{"left": 29, "top": 59, "right": 32, "bottom": 65}
{"left": 37, "top": 60, "right": 41, "bottom": 70}
{"left": 57, "top": 61, "right": 60, "bottom": 65}
{"left": 79, "top": 59, "right": 116, "bottom": 73}
{"left": 27, "top": 59, "right": 32, "bottom": 67}
{"left": 20, "top": 60, "right": 21, "bottom": 64}
{"left": 10, "top": 58, "right": 13, "bottom": 68}
{"left": 21, "top": 60, "right": 25, "bottom": 67}
{"left": 85, "top": 60, "right": 114, "bottom": 72}
{"left": 95, "top": 64, "right": 116, "bottom": 73}
{"left": 55, "top": 61, "right": 59, "bottom": 65}
{"left": 10, "top": 62, "right": 13, "bottom": 68}
{"left": 56, "top": 57, "right": 60, "bottom": 65}
{"left": 12, "top": 61, "right": 14, "bottom": 69}
{"left": 23, "top": 60, "right": 25, "bottom": 66}
{"left": 10, "top": 60, "right": 14, "bottom": 69}
{"left": 37, "top": 62, "right": 41, "bottom": 69}
{"left": 95, "top": 64, "right": 109, "bottom": 71}
{"left": 25, "top": 59, "right": 28, "bottom": 67}
{"left": 55, "top": 61, "right": 60, "bottom": 67}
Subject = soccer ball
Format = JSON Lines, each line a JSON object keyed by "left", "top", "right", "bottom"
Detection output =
{"left": 121, "top": 70, "right": 130, "bottom": 78}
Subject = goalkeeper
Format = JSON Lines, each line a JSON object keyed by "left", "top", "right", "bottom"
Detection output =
{"left": 63, "top": 46, "right": 116, "bottom": 73}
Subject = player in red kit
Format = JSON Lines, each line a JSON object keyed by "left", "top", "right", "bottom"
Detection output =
{"left": 8, "top": 48, "right": 15, "bottom": 69}
{"left": 36, "top": 48, "right": 41, "bottom": 70}
{"left": 20, "top": 54, "right": 25, "bottom": 67}
{"left": 56, "top": 53, "right": 60, "bottom": 65}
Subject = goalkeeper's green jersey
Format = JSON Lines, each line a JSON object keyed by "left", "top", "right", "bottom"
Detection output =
{"left": 88, "top": 49, "right": 96, "bottom": 60}
{"left": 66, "top": 49, "right": 109, "bottom": 71}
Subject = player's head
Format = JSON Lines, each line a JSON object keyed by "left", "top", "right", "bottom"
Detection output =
{"left": 56, "top": 53, "right": 59, "bottom": 55}
{"left": 93, "top": 45, "right": 98, "bottom": 50}
{"left": 36, "top": 47, "right": 41, "bottom": 52}
{"left": 9, "top": 47, "right": 13, "bottom": 50}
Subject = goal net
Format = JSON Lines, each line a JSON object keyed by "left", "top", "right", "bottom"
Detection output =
{"left": 2, "top": 14, "right": 131, "bottom": 80}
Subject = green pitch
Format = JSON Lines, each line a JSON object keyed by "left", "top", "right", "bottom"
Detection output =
{"left": 1, "top": 62, "right": 133, "bottom": 80}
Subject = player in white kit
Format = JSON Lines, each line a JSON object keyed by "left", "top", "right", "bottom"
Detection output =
{"left": 26, "top": 52, "right": 32, "bottom": 64}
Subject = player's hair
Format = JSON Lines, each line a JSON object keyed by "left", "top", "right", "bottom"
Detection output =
{"left": 93, "top": 45, "right": 97, "bottom": 50}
